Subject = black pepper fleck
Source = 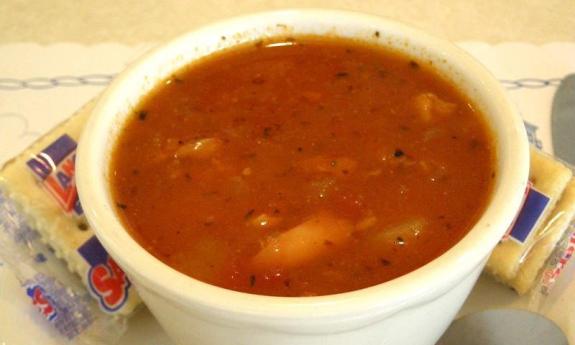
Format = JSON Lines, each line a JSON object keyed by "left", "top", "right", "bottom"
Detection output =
{"left": 394, "top": 149, "right": 405, "bottom": 157}
{"left": 138, "top": 111, "right": 148, "bottom": 121}
{"left": 249, "top": 275, "right": 256, "bottom": 287}
{"left": 244, "top": 209, "right": 255, "bottom": 219}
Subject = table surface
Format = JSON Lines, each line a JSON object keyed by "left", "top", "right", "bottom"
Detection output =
{"left": 1, "top": 2, "right": 574, "bottom": 344}
{"left": 1, "top": 0, "right": 574, "bottom": 44}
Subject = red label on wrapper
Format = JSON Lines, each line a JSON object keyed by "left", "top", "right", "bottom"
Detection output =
{"left": 26, "top": 285, "right": 58, "bottom": 322}
{"left": 541, "top": 229, "right": 575, "bottom": 294}
{"left": 78, "top": 236, "right": 131, "bottom": 312}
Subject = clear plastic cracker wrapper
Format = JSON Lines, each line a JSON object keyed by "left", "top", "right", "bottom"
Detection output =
{"left": 0, "top": 101, "right": 141, "bottom": 344}
{"left": 485, "top": 146, "right": 575, "bottom": 305}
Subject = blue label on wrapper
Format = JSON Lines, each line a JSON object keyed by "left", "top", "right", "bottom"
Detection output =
{"left": 26, "top": 135, "right": 76, "bottom": 179}
{"left": 508, "top": 184, "right": 550, "bottom": 243}
{"left": 78, "top": 236, "right": 109, "bottom": 267}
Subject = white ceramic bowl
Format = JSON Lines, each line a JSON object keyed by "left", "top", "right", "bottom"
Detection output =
{"left": 77, "top": 9, "right": 529, "bottom": 345}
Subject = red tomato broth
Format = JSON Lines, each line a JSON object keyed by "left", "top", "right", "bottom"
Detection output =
{"left": 110, "top": 36, "right": 496, "bottom": 297}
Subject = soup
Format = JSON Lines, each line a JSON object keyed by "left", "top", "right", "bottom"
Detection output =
{"left": 110, "top": 36, "right": 495, "bottom": 297}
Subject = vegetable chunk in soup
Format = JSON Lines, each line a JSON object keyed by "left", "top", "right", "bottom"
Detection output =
{"left": 110, "top": 36, "right": 495, "bottom": 297}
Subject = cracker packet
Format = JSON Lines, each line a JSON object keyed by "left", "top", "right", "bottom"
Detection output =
{"left": 485, "top": 147, "right": 575, "bottom": 303}
{"left": 0, "top": 191, "right": 127, "bottom": 344}
{"left": 0, "top": 101, "right": 141, "bottom": 344}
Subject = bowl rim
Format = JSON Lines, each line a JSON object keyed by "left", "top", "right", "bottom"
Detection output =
{"left": 76, "top": 8, "right": 529, "bottom": 325}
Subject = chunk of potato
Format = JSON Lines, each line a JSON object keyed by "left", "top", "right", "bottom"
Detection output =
{"left": 374, "top": 218, "right": 426, "bottom": 246}
{"left": 252, "top": 213, "right": 353, "bottom": 269}
{"left": 174, "top": 138, "right": 223, "bottom": 159}
{"left": 413, "top": 93, "right": 456, "bottom": 123}
{"left": 356, "top": 214, "right": 378, "bottom": 231}
{"left": 169, "top": 236, "right": 228, "bottom": 282}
